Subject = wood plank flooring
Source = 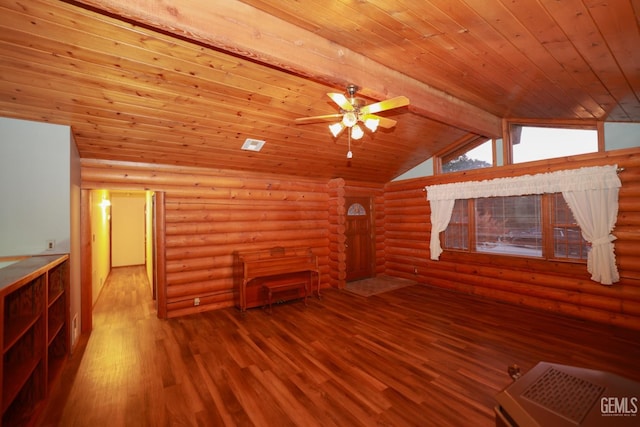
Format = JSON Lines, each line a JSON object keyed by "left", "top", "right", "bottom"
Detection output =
{"left": 39, "top": 266, "right": 640, "bottom": 426}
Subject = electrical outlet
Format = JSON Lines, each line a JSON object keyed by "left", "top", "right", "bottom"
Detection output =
{"left": 194, "top": 297, "right": 200, "bottom": 306}
{"left": 47, "top": 239, "right": 55, "bottom": 250}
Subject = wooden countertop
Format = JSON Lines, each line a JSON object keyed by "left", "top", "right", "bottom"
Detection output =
{"left": 0, "top": 254, "right": 69, "bottom": 294}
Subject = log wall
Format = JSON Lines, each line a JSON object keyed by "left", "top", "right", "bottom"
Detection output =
{"left": 327, "top": 178, "right": 346, "bottom": 289}
{"left": 82, "top": 160, "right": 330, "bottom": 318}
{"left": 384, "top": 148, "right": 640, "bottom": 330}
{"left": 82, "top": 149, "right": 640, "bottom": 330}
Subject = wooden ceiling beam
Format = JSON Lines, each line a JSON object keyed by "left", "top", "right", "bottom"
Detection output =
{"left": 73, "top": 0, "right": 502, "bottom": 137}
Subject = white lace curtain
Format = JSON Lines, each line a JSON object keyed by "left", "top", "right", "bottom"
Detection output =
{"left": 425, "top": 165, "right": 621, "bottom": 285}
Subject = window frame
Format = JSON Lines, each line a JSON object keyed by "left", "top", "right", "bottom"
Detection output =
{"left": 505, "top": 120, "right": 602, "bottom": 165}
{"left": 441, "top": 137, "right": 493, "bottom": 166}
{"left": 435, "top": 135, "right": 496, "bottom": 174}
{"left": 442, "top": 193, "right": 587, "bottom": 263}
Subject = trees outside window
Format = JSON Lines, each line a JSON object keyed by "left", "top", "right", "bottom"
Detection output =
{"left": 442, "top": 139, "right": 493, "bottom": 173}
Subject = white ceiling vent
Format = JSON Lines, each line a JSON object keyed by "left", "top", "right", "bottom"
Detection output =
{"left": 241, "top": 138, "right": 266, "bottom": 152}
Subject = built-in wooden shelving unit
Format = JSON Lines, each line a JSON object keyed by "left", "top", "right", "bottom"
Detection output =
{"left": 0, "top": 255, "right": 70, "bottom": 427}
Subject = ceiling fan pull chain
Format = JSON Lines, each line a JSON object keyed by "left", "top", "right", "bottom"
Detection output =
{"left": 347, "top": 129, "right": 353, "bottom": 159}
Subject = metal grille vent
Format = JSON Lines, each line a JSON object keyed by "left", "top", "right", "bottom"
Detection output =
{"left": 521, "top": 367, "right": 605, "bottom": 424}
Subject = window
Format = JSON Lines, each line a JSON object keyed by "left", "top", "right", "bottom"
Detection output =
{"left": 551, "top": 193, "right": 588, "bottom": 259}
{"left": 476, "top": 195, "right": 542, "bottom": 256}
{"left": 442, "top": 138, "right": 493, "bottom": 173}
{"left": 444, "top": 199, "right": 468, "bottom": 250}
{"left": 444, "top": 194, "right": 587, "bottom": 261}
{"left": 510, "top": 125, "right": 597, "bottom": 164}
{"left": 428, "top": 165, "right": 619, "bottom": 283}
{"left": 347, "top": 203, "right": 366, "bottom": 216}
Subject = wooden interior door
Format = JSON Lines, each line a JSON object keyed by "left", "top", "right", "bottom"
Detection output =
{"left": 345, "top": 197, "right": 374, "bottom": 282}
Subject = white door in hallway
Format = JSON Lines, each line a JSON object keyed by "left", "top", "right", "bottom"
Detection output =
{"left": 111, "top": 193, "right": 146, "bottom": 267}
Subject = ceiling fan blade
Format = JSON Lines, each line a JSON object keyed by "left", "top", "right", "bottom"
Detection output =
{"left": 327, "top": 93, "right": 355, "bottom": 111}
{"left": 362, "top": 114, "right": 397, "bottom": 129}
{"left": 295, "top": 113, "right": 343, "bottom": 124}
{"left": 360, "top": 96, "right": 410, "bottom": 115}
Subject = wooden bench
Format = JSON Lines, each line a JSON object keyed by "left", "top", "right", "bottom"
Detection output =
{"left": 262, "top": 279, "right": 308, "bottom": 314}
{"left": 234, "top": 247, "right": 319, "bottom": 312}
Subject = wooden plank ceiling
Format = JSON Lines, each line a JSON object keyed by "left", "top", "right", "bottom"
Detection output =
{"left": 0, "top": 0, "right": 638, "bottom": 183}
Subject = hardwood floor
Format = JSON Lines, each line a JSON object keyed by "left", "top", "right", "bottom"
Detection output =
{"left": 39, "top": 266, "right": 640, "bottom": 426}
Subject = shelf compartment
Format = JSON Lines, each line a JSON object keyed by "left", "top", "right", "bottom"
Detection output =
{"left": 47, "top": 261, "right": 68, "bottom": 306}
{"left": 3, "top": 275, "right": 45, "bottom": 351}
{"left": 2, "top": 316, "right": 45, "bottom": 413}
{"left": 48, "top": 327, "right": 68, "bottom": 385}
{"left": 47, "top": 295, "right": 66, "bottom": 345}
{"left": 2, "top": 359, "right": 45, "bottom": 426}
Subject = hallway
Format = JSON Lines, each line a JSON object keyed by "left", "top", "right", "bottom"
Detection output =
{"left": 41, "top": 266, "right": 163, "bottom": 425}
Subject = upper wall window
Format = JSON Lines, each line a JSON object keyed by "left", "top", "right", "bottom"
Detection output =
{"left": 510, "top": 125, "right": 598, "bottom": 164}
{"left": 442, "top": 138, "right": 493, "bottom": 173}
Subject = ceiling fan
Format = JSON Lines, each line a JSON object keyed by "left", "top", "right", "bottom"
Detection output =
{"left": 295, "top": 84, "right": 410, "bottom": 142}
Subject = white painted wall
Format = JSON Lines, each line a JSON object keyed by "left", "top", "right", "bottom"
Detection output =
{"left": 0, "top": 117, "right": 82, "bottom": 350}
{"left": 0, "top": 117, "right": 71, "bottom": 255}
{"left": 111, "top": 192, "right": 146, "bottom": 267}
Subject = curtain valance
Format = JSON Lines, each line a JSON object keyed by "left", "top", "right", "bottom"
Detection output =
{"left": 425, "top": 165, "right": 621, "bottom": 201}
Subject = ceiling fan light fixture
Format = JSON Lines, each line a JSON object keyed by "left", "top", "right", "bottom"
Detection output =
{"left": 364, "top": 117, "right": 379, "bottom": 132}
{"left": 351, "top": 124, "right": 364, "bottom": 140}
{"left": 295, "top": 85, "right": 409, "bottom": 157}
{"left": 342, "top": 111, "right": 358, "bottom": 128}
{"left": 328, "top": 122, "right": 344, "bottom": 137}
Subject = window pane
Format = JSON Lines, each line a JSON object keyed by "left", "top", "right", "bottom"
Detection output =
{"left": 511, "top": 125, "right": 597, "bottom": 163}
{"left": 444, "top": 199, "right": 468, "bottom": 250}
{"left": 442, "top": 139, "right": 493, "bottom": 173}
{"left": 552, "top": 193, "right": 589, "bottom": 260}
{"left": 475, "top": 195, "right": 542, "bottom": 257}
{"left": 347, "top": 203, "right": 366, "bottom": 216}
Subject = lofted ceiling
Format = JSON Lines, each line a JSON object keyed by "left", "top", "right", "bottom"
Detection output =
{"left": 0, "top": 0, "right": 638, "bottom": 183}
